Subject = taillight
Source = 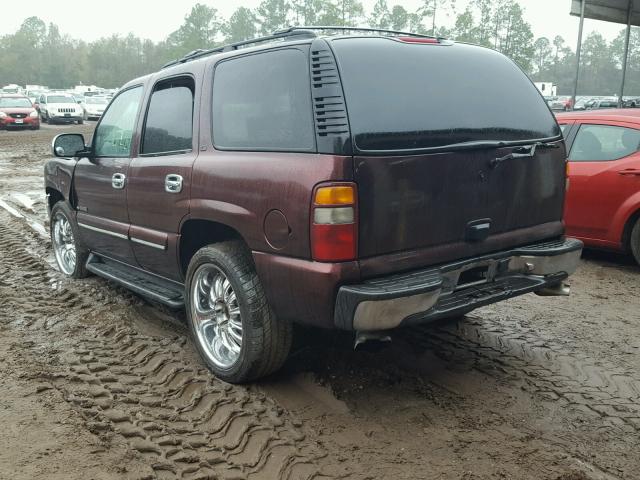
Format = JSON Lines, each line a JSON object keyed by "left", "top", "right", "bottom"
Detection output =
{"left": 311, "top": 183, "right": 357, "bottom": 262}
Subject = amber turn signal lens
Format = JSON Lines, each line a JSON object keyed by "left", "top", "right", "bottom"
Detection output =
{"left": 314, "top": 186, "right": 355, "bottom": 205}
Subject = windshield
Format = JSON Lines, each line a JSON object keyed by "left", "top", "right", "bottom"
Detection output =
{"left": 47, "top": 95, "right": 75, "bottom": 104}
{"left": 0, "top": 97, "right": 33, "bottom": 108}
{"left": 332, "top": 38, "right": 560, "bottom": 153}
{"left": 86, "top": 97, "right": 108, "bottom": 105}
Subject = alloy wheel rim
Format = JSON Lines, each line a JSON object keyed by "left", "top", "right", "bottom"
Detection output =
{"left": 191, "top": 264, "right": 243, "bottom": 369}
{"left": 52, "top": 213, "right": 76, "bottom": 275}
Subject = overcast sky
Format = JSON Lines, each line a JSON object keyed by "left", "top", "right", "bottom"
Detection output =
{"left": 2, "top": 0, "right": 628, "bottom": 45}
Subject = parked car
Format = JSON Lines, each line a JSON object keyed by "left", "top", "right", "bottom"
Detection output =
{"left": 573, "top": 97, "right": 593, "bottom": 111}
{"left": 0, "top": 95, "right": 40, "bottom": 130}
{"left": 38, "top": 93, "right": 84, "bottom": 124}
{"left": 82, "top": 96, "right": 109, "bottom": 120}
{"left": 44, "top": 27, "right": 582, "bottom": 383}
{"left": 586, "top": 97, "right": 619, "bottom": 110}
{"left": 548, "top": 96, "right": 573, "bottom": 111}
{"left": 623, "top": 97, "right": 640, "bottom": 108}
{"left": 557, "top": 109, "right": 640, "bottom": 264}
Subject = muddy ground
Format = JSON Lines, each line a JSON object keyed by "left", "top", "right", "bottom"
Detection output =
{"left": 0, "top": 124, "right": 638, "bottom": 480}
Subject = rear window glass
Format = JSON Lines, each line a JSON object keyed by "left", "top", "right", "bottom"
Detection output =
{"left": 212, "top": 48, "right": 314, "bottom": 151}
{"left": 142, "top": 77, "right": 194, "bottom": 155}
{"left": 569, "top": 124, "right": 640, "bottom": 162}
{"left": 331, "top": 38, "right": 560, "bottom": 153}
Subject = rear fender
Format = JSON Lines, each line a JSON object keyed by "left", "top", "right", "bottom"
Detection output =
{"left": 610, "top": 191, "right": 640, "bottom": 247}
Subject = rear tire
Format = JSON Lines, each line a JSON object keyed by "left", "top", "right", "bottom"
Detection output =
{"left": 630, "top": 218, "right": 640, "bottom": 266}
{"left": 78, "top": 119, "right": 84, "bottom": 125}
{"left": 185, "top": 241, "right": 292, "bottom": 383}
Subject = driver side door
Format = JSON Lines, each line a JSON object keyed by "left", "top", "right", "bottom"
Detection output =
{"left": 73, "top": 85, "right": 144, "bottom": 264}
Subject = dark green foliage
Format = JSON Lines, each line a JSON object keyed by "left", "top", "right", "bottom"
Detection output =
{"left": 0, "top": 1, "right": 636, "bottom": 95}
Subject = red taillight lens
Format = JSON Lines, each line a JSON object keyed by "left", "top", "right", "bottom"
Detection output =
{"left": 311, "top": 183, "right": 357, "bottom": 262}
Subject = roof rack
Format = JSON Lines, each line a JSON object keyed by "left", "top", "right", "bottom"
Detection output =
{"left": 161, "top": 25, "right": 441, "bottom": 70}
{"left": 274, "top": 25, "right": 441, "bottom": 40}
{"left": 161, "top": 29, "right": 317, "bottom": 69}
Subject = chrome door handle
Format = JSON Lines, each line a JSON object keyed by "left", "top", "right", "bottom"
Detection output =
{"left": 112, "top": 173, "right": 126, "bottom": 189}
{"left": 165, "top": 174, "right": 183, "bottom": 193}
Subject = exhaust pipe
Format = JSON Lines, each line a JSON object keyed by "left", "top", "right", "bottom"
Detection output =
{"left": 535, "top": 281, "right": 571, "bottom": 297}
{"left": 354, "top": 330, "right": 392, "bottom": 350}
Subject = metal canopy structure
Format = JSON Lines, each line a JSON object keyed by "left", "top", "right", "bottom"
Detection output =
{"left": 570, "top": 0, "right": 638, "bottom": 108}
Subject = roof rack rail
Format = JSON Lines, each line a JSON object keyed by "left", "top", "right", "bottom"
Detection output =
{"left": 161, "top": 28, "right": 317, "bottom": 69}
{"left": 274, "top": 25, "right": 441, "bottom": 40}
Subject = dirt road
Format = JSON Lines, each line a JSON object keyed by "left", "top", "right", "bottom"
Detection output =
{"left": 1, "top": 124, "right": 639, "bottom": 480}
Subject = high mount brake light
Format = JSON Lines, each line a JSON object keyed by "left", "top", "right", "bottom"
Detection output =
{"left": 311, "top": 184, "right": 357, "bottom": 262}
{"left": 397, "top": 36, "right": 439, "bottom": 44}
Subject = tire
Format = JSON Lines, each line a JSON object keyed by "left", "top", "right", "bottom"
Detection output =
{"left": 630, "top": 218, "right": 640, "bottom": 266}
{"left": 78, "top": 119, "right": 84, "bottom": 125}
{"left": 185, "top": 241, "right": 292, "bottom": 383}
{"left": 50, "top": 202, "right": 89, "bottom": 279}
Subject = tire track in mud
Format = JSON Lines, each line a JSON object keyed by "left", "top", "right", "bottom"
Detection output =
{"left": 0, "top": 215, "right": 360, "bottom": 480}
{"left": 401, "top": 318, "right": 639, "bottom": 478}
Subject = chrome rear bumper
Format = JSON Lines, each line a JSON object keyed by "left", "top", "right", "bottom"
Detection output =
{"left": 334, "top": 237, "right": 583, "bottom": 331}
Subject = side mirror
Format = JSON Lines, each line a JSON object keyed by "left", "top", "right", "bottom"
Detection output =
{"left": 52, "top": 133, "right": 87, "bottom": 158}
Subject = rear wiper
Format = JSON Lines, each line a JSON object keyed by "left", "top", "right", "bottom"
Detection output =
{"left": 489, "top": 141, "right": 559, "bottom": 168}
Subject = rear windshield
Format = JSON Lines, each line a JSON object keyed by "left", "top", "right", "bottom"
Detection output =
{"left": 331, "top": 38, "right": 560, "bottom": 153}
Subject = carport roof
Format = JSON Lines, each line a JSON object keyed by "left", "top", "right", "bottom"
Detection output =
{"left": 571, "top": 0, "right": 640, "bottom": 27}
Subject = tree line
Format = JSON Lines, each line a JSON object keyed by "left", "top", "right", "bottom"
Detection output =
{"left": 0, "top": 0, "right": 638, "bottom": 95}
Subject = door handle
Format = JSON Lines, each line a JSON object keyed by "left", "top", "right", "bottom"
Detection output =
{"left": 618, "top": 169, "right": 640, "bottom": 176}
{"left": 165, "top": 174, "right": 183, "bottom": 193}
{"left": 112, "top": 173, "right": 126, "bottom": 189}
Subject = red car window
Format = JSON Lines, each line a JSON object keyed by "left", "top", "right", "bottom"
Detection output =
{"left": 568, "top": 124, "right": 640, "bottom": 162}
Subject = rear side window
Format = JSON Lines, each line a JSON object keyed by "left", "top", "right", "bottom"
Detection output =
{"left": 569, "top": 124, "right": 640, "bottom": 162}
{"left": 212, "top": 48, "right": 314, "bottom": 151}
{"left": 142, "top": 77, "right": 194, "bottom": 155}
{"left": 331, "top": 38, "right": 560, "bottom": 153}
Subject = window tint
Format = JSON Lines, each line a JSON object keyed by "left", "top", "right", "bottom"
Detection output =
{"left": 142, "top": 78, "right": 194, "bottom": 155}
{"left": 212, "top": 48, "right": 314, "bottom": 151}
{"left": 94, "top": 86, "right": 143, "bottom": 157}
{"left": 331, "top": 38, "right": 560, "bottom": 152}
{"left": 569, "top": 124, "right": 640, "bottom": 162}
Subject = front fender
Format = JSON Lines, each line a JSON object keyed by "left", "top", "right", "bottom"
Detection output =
{"left": 44, "top": 157, "right": 78, "bottom": 206}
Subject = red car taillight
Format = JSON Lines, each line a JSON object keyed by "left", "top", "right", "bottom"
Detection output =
{"left": 311, "top": 183, "right": 357, "bottom": 262}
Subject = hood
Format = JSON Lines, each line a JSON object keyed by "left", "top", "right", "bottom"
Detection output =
{"left": 0, "top": 107, "right": 36, "bottom": 114}
{"left": 48, "top": 102, "right": 81, "bottom": 109}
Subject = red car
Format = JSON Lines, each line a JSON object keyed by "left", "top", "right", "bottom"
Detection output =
{"left": 0, "top": 95, "right": 40, "bottom": 130}
{"left": 557, "top": 110, "right": 640, "bottom": 264}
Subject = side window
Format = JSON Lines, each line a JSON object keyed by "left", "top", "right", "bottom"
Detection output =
{"left": 94, "top": 86, "right": 143, "bottom": 157}
{"left": 559, "top": 124, "right": 568, "bottom": 136}
{"left": 141, "top": 77, "right": 194, "bottom": 155}
{"left": 568, "top": 124, "right": 640, "bottom": 162}
{"left": 212, "top": 48, "right": 314, "bottom": 151}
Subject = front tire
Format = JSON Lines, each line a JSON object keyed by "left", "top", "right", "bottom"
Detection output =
{"left": 50, "top": 202, "right": 89, "bottom": 278}
{"left": 185, "top": 241, "right": 292, "bottom": 383}
{"left": 630, "top": 218, "right": 640, "bottom": 266}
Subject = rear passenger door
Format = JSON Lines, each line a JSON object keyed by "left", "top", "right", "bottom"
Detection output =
{"left": 565, "top": 122, "right": 640, "bottom": 241}
{"left": 126, "top": 74, "right": 199, "bottom": 281}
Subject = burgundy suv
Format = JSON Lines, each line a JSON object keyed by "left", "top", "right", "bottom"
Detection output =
{"left": 44, "top": 27, "right": 582, "bottom": 382}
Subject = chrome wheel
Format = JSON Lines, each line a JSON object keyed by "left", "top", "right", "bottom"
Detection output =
{"left": 191, "top": 264, "right": 243, "bottom": 369}
{"left": 52, "top": 212, "right": 77, "bottom": 275}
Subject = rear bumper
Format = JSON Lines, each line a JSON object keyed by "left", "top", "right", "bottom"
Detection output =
{"left": 334, "top": 237, "right": 583, "bottom": 331}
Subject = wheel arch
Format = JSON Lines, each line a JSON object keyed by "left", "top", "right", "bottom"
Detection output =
{"left": 621, "top": 207, "right": 640, "bottom": 252}
{"left": 179, "top": 219, "right": 251, "bottom": 277}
